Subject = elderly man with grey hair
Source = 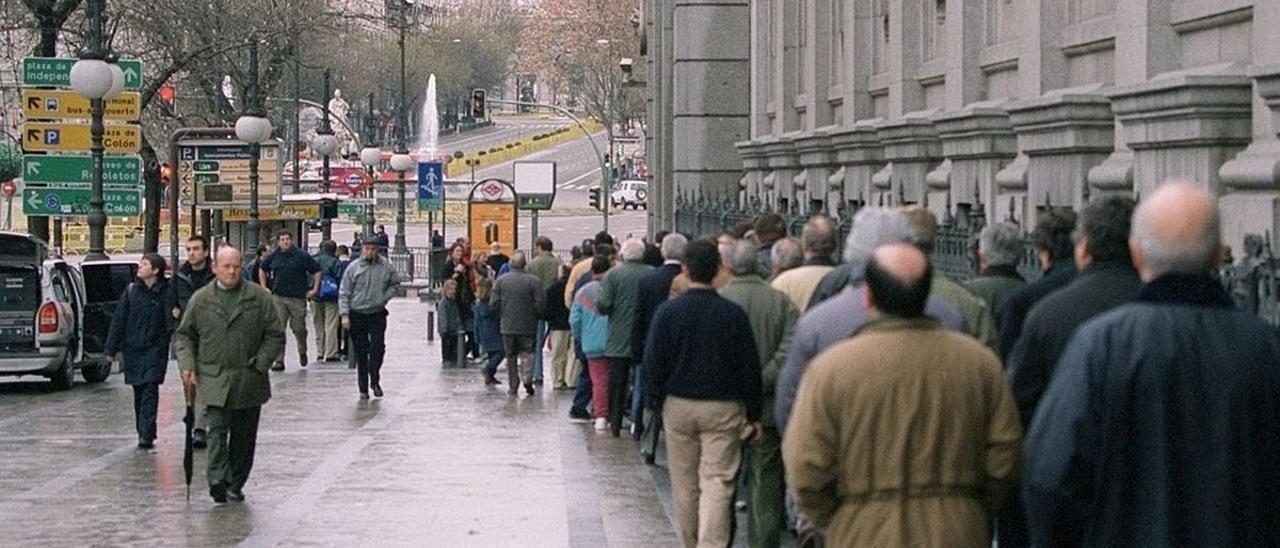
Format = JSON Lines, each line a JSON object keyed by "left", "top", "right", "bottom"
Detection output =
{"left": 966, "top": 222, "right": 1026, "bottom": 315}
{"left": 1022, "top": 182, "right": 1280, "bottom": 547}
{"left": 718, "top": 239, "right": 798, "bottom": 548}
{"left": 491, "top": 251, "right": 548, "bottom": 396}
{"left": 772, "top": 215, "right": 839, "bottom": 312}
{"left": 596, "top": 238, "right": 654, "bottom": 436}
{"left": 769, "top": 237, "right": 803, "bottom": 278}
{"left": 630, "top": 233, "right": 688, "bottom": 444}
{"left": 774, "top": 208, "right": 964, "bottom": 432}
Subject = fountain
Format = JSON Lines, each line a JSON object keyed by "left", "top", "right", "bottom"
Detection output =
{"left": 416, "top": 74, "right": 439, "bottom": 160}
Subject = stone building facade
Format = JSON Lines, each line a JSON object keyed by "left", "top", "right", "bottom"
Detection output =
{"left": 648, "top": 0, "right": 1280, "bottom": 256}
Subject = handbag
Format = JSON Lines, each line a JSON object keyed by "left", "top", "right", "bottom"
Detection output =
{"left": 318, "top": 275, "right": 340, "bottom": 302}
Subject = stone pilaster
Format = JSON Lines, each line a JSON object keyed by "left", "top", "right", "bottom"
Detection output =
{"left": 932, "top": 103, "right": 1018, "bottom": 222}
{"left": 831, "top": 119, "right": 885, "bottom": 212}
{"left": 734, "top": 139, "right": 769, "bottom": 206}
{"left": 794, "top": 129, "right": 836, "bottom": 214}
{"left": 760, "top": 135, "right": 800, "bottom": 210}
{"left": 1219, "top": 64, "right": 1280, "bottom": 254}
{"left": 1001, "top": 86, "right": 1115, "bottom": 226}
{"left": 874, "top": 111, "right": 943, "bottom": 207}
{"left": 1108, "top": 65, "right": 1253, "bottom": 198}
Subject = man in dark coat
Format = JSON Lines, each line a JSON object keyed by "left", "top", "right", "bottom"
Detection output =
{"left": 105, "top": 253, "right": 177, "bottom": 448}
{"left": 491, "top": 251, "right": 547, "bottom": 396}
{"left": 629, "top": 233, "right": 687, "bottom": 437}
{"left": 170, "top": 235, "right": 215, "bottom": 448}
{"left": 1022, "top": 183, "right": 1280, "bottom": 547}
{"left": 998, "top": 196, "right": 1140, "bottom": 548}
{"left": 995, "top": 207, "right": 1077, "bottom": 359}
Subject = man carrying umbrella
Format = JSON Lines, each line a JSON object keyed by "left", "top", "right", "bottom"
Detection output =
{"left": 176, "top": 246, "right": 285, "bottom": 504}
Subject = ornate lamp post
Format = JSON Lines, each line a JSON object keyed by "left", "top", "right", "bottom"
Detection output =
{"left": 312, "top": 69, "right": 339, "bottom": 242}
{"left": 68, "top": 0, "right": 121, "bottom": 262}
{"left": 390, "top": 0, "right": 414, "bottom": 254}
{"left": 235, "top": 37, "right": 273, "bottom": 249}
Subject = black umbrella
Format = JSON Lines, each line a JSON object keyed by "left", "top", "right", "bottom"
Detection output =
{"left": 182, "top": 381, "right": 195, "bottom": 501}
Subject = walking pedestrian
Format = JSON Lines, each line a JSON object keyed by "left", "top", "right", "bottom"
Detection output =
{"left": 596, "top": 238, "right": 654, "bottom": 436}
{"left": 753, "top": 213, "right": 786, "bottom": 278}
{"left": 374, "top": 224, "right": 390, "bottom": 256}
{"left": 784, "top": 243, "right": 1021, "bottom": 547}
{"left": 770, "top": 216, "right": 838, "bottom": 312}
{"left": 717, "top": 240, "right": 797, "bottom": 548}
{"left": 243, "top": 244, "right": 269, "bottom": 285}
{"left": 545, "top": 265, "right": 574, "bottom": 389}
{"left": 774, "top": 208, "right": 965, "bottom": 431}
{"left": 106, "top": 253, "right": 177, "bottom": 449}
{"left": 996, "top": 207, "right": 1077, "bottom": 359}
{"left": 339, "top": 239, "right": 400, "bottom": 399}
{"left": 527, "top": 237, "right": 562, "bottom": 385}
{"left": 175, "top": 246, "right": 285, "bottom": 504}
{"left": 335, "top": 245, "right": 352, "bottom": 363}
{"left": 902, "top": 206, "right": 998, "bottom": 347}
{"left": 965, "top": 222, "right": 1026, "bottom": 317}
{"left": 312, "top": 240, "right": 343, "bottom": 362}
{"left": 438, "top": 279, "right": 463, "bottom": 368}
{"left": 491, "top": 251, "right": 547, "bottom": 396}
{"left": 1023, "top": 183, "right": 1280, "bottom": 547}
{"left": 569, "top": 256, "right": 612, "bottom": 430}
{"left": 643, "top": 238, "right": 763, "bottom": 548}
{"left": 473, "top": 278, "right": 505, "bottom": 385}
{"left": 258, "top": 230, "right": 321, "bottom": 370}
{"left": 630, "top": 233, "right": 687, "bottom": 440}
{"left": 172, "top": 235, "right": 215, "bottom": 449}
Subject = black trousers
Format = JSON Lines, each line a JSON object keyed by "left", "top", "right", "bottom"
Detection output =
{"left": 206, "top": 405, "right": 261, "bottom": 490}
{"left": 607, "top": 357, "right": 633, "bottom": 436}
{"left": 349, "top": 310, "right": 388, "bottom": 394}
{"left": 131, "top": 382, "right": 160, "bottom": 442}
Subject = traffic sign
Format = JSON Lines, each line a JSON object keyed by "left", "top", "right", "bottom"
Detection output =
{"left": 176, "top": 139, "right": 281, "bottom": 209}
{"left": 1, "top": 181, "right": 14, "bottom": 198}
{"left": 21, "top": 90, "right": 141, "bottom": 121}
{"left": 21, "top": 122, "right": 141, "bottom": 153}
{"left": 22, "top": 57, "right": 143, "bottom": 90}
{"left": 22, "top": 154, "right": 141, "bottom": 186}
{"left": 417, "top": 161, "right": 444, "bottom": 211}
{"left": 22, "top": 187, "right": 141, "bottom": 216}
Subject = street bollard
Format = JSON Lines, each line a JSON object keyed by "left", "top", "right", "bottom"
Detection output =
{"left": 427, "top": 310, "right": 435, "bottom": 343}
{"left": 456, "top": 332, "right": 467, "bottom": 369}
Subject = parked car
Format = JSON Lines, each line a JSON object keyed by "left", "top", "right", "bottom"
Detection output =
{"left": 611, "top": 180, "right": 648, "bottom": 210}
{"left": 0, "top": 232, "right": 134, "bottom": 389}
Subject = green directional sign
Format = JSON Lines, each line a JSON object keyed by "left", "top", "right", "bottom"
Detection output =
{"left": 22, "top": 57, "right": 144, "bottom": 90}
{"left": 23, "top": 186, "right": 141, "bottom": 216}
{"left": 22, "top": 154, "right": 141, "bottom": 186}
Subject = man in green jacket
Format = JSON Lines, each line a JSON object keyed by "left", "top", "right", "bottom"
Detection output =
{"left": 596, "top": 238, "right": 654, "bottom": 437}
{"left": 176, "top": 246, "right": 285, "bottom": 504}
{"left": 526, "top": 236, "right": 563, "bottom": 385}
{"left": 718, "top": 239, "right": 797, "bottom": 548}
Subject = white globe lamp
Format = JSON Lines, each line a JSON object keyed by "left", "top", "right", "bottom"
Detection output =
{"left": 312, "top": 134, "right": 339, "bottom": 157}
{"left": 235, "top": 115, "right": 273, "bottom": 144}
{"left": 103, "top": 64, "right": 125, "bottom": 100}
{"left": 69, "top": 58, "right": 113, "bottom": 99}
{"left": 360, "top": 147, "right": 383, "bottom": 168}
{"left": 389, "top": 153, "right": 414, "bottom": 172}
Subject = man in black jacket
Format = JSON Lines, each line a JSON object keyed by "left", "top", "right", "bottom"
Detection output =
{"left": 171, "top": 235, "right": 215, "bottom": 448}
{"left": 644, "top": 238, "right": 762, "bottom": 548}
{"left": 996, "top": 207, "right": 1078, "bottom": 359}
{"left": 629, "top": 233, "right": 687, "bottom": 438}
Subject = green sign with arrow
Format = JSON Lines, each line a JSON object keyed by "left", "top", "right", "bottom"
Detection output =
{"left": 22, "top": 57, "right": 143, "bottom": 90}
{"left": 23, "top": 186, "right": 141, "bottom": 216}
{"left": 22, "top": 154, "right": 141, "bottom": 186}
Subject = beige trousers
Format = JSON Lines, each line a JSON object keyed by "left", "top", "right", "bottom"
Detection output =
{"left": 662, "top": 396, "right": 747, "bottom": 548}
{"left": 272, "top": 296, "right": 308, "bottom": 364}
{"left": 312, "top": 300, "right": 339, "bottom": 360}
{"left": 548, "top": 330, "right": 572, "bottom": 387}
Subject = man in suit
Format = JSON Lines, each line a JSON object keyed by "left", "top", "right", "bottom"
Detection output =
{"left": 176, "top": 246, "right": 285, "bottom": 504}
{"left": 630, "top": 233, "right": 688, "bottom": 440}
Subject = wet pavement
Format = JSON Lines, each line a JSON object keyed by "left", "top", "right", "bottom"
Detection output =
{"left": 0, "top": 298, "right": 696, "bottom": 547}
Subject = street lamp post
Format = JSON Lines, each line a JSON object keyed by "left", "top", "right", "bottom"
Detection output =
{"left": 360, "top": 92, "right": 379, "bottom": 238}
{"left": 236, "top": 37, "right": 273, "bottom": 249}
{"left": 391, "top": 0, "right": 412, "bottom": 254}
{"left": 69, "top": 0, "right": 119, "bottom": 262}
{"left": 313, "top": 69, "right": 338, "bottom": 242}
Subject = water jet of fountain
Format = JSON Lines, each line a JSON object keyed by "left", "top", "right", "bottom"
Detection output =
{"left": 417, "top": 74, "right": 439, "bottom": 160}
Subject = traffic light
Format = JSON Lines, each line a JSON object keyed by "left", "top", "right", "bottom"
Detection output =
{"left": 471, "top": 88, "right": 487, "bottom": 119}
{"left": 589, "top": 186, "right": 604, "bottom": 212}
{"left": 158, "top": 84, "right": 177, "bottom": 113}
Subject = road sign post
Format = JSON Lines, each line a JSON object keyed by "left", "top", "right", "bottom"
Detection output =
{"left": 177, "top": 139, "right": 282, "bottom": 210}
{"left": 22, "top": 90, "right": 140, "bottom": 121}
{"left": 22, "top": 154, "right": 140, "bottom": 186}
{"left": 21, "top": 122, "right": 141, "bottom": 154}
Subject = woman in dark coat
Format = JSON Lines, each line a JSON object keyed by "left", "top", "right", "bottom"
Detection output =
{"left": 105, "top": 253, "right": 177, "bottom": 449}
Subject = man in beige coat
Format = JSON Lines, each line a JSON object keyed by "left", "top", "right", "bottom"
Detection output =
{"left": 783, "top": 243, "right": 1021, "bottom": 547}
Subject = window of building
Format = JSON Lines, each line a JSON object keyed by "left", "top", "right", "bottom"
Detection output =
{"left": 831, "top": 0, "right": 846, "bottom": 89}
{"left": 798, "top": 0, "right": 811, "bottom": 94}
{"left": 873, "top": 0, "right": 889, "bottom": 75}
{"left": 923, "top": 0, "right": 946, "bottom": 61}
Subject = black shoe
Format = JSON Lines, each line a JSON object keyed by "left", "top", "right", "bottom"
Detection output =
{"left": 483, "top": 371, "right": 500, "bottom": 385}
{"left": 348, "top": 361, "right": 356, "bottom": 369}
{"left": 271, "top": 362, "right": 285, "bottom": 372}
{"left": 524, "top": 383, "right": 535, "bottom": 396}
{"left": 137, "top": 439, "right": 154, "bottom": 449}
{"left": 359, "top": 392, "right": 370, "bottom": 400}
{"left": 210, "top": 482, "right": 228, "bottom": 504}
{"left": 372, "top": 384, "right": 383, "bottom": 398}
{"left": 228, "top": 487, "right": 245, "bottom": 502}
{"left": 193, "top": 428, "right": 207, "bottom": 449}
{"left": 508, "top": 387, "right": 518, "bottom": 396}
{"left": 568, "top": 408, "right": 591, "bottom": 423}
{"left": 533, "top": 379, "right": 544, "bottom": 386}
{"left": 299, "top": 353, "right": 308, "bottom": 367}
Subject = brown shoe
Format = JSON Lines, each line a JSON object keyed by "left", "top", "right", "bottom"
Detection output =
{"left": 483, "top": 371, "right": 500, "bottom": 385}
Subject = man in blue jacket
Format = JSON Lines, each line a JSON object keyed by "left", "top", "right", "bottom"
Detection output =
{"left": 106, "top": 253, "right": 177, "bottom": 449}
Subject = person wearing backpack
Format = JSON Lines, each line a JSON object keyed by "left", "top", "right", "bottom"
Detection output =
{"left": 313, "top": 240, "right": 343, "bottom": 363}
{"left": 105, "top": 253, "right": 177, "bottom": 449}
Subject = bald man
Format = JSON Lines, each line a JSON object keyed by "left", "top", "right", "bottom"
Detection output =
{"left": 1023, "top": 183, "right": 1280, "bottom": 547}
{"left": 783, "top": 244, "right": 1021, "bottom": 547}
{"left": 176, "top": 246, "right": 285, "bottom": 504}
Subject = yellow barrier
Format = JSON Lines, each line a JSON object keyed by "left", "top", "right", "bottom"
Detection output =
{"left": 445, "top": 119, "right": 604, "bottom": 176}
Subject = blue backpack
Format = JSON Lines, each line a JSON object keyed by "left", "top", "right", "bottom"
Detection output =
{"left": 317, "top": 258, "right": 346, "bottom": 302}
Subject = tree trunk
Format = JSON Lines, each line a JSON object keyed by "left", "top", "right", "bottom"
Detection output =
{"left": 140, "top": 138, "right": 162, "bottom": 253}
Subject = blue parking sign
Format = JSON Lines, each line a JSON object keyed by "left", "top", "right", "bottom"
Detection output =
{"left": 417, "top": 161, "right": 444, "bottom": 211}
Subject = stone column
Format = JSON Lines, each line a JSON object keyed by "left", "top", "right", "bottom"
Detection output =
{"left": 932, "top": 103, "right": 1018, "bottom": 222}
{"left": 646, "top": 0, "right": 677, "bottom": 232}
{"left": 735, "top": 139, "right": 769, "bottom": 206}
{"left": 761, "top": 135, "right": 800, "bottom": 211}
{"left": 1000, "top": 89, "right": 1115, "bottom": 226}
{"left": 1108, "top": 67, "right": 1253, "bottom": 199}
{"left": 671, "top": 0, "right": 752, "bottom": 201}
{"left": 1220, "top": 65, "right": 1280, "bottom": 251}
{"left": 875, "top": 111, "right": 943, "bottom": 208}
{"left": 831, "top": 119, "right": 885, "bottom": 212}
{"left": 794, "top": 129, "right": 836, "bottom": 215}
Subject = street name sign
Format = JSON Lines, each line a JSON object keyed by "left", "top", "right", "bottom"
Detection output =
{"left": 23, "top": 186, "right": 141, "bottom": 216}
{"left": 21, "top": 122, "right": 142, "bottom": 153}
{"left": 21, "top": 90, "right": 141, "bottom": 121}
{"left": 176, "top": 139, "right": 281, "bottom": 209}
{"left": 22, "top": 57, "right": 144, "bottom": 90}
{"left": 417, "top": 161, "right": 444, "bottom": 211}
{"left": 22, "top": 154, "right": 141, "bottom": 187}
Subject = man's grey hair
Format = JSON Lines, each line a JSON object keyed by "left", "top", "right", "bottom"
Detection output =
{"left": 660, "top": 233, "right": 688, "bottom": 261}
{"left": 843, "top": 208, "right": 914, "bottom": 266}
{"left": 979, "top": 222, "right": 1023, "bottom": 267}
{"left": 725, "top": 239, "right": 760, "bottom": 276}
{"left": 510, "top": 251, "right": 527, "bottom": 270}
{"left": 771, "top": 237, "right": 803, "bottom": 273}
{"left": 1131, "top": 184, "right": 1221, "bottom": 277}
{"left": 619, "top": 238, "right": 646, "bottom": 262}
{"left": 801, "top": 215, "right": 838, "bottom": 259}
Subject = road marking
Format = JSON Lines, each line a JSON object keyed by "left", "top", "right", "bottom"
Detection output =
{"left": 561, "top": 167, "right": 601, "bottom": 188}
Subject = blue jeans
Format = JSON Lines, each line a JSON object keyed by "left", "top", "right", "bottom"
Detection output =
{"left": 532, "top": 321, "right": 547, "bottom": 381}
{"left": 484, "top": 348, "right": 505, "bottom": 376}
{"left": 631, "top": 360, "right": 645, "bottom": 430}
